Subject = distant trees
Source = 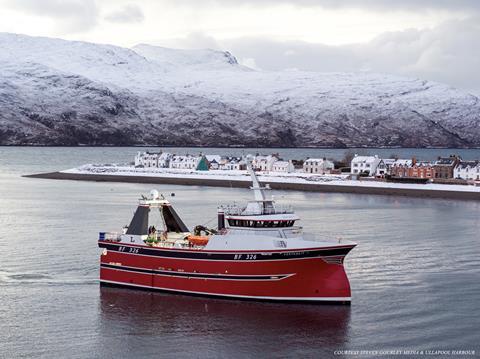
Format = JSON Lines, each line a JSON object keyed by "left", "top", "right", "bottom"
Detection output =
{"left": 291, "top": 159, "right": 304, "bottom": 169}
{"left": 342, "top": 150, "right": 356, "bottom": 165}
{"left": 333, "top": 149, "right": 357, "bottom": 170}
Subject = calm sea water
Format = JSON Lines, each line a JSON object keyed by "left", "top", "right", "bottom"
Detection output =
{"left": 0, "top": 147, "right": 479, "bottom": 358}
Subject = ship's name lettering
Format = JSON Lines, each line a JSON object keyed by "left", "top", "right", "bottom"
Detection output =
{"left": 283, "top": 251, "right": 305, "bottom": 256}
{"left": 118, "top": 246, "right": 139, "bottom": 254}
{"left": 234, "top": 254, "right": 257, "bottom": 260}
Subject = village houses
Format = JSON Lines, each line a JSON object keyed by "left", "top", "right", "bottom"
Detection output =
{"left": 386, "top": 156, "right": 460, "bottom": 180}
{"left": 252, "top": 154, "right": 279, "bottom": 172}
{"left": 272, "top": 160, "right": 295, "bottom": 173}
{"left": 350, "top": 155, "right": 381, "bottom": 176}
{"left": 205, "top": 155, "right": 222, "bottom": 170}
{"left": 410, "top": 160, "right": 435, "bottom": 179}
{"left": 434, "top": 156, "right": 460, "bottom": 179}
{"left": 454, "top": 161, "right": 480, "bottom": 180}
{"left": 135, "top": 151, "right": 208, "bottom": 170}
{"left": 169, "top": 155, "right": 209, "bottom": 170}
{"left": 134, "top": 151, "right": 478, "bottom": 180}
{"left": 221, "top": 156, "right": 246, "bottom": 171}
{"left": 135, "top": 152, "right": 282, "bottom": 172}
{"left": 134, "top": 151, "right": 172, "bottom": 168}
{"left": 303, "top": 158, "right": 334, "bottom": 174}
{"left": 389, "top": 159, "right": 413, "bottom": 177}
{"left": 375, "top": 159, "right": 395, "bottom": 177}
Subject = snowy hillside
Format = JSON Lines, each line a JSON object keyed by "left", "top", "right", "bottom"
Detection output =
{"left": 0, "top": 32, "right": 479, "bottom": 147}
{"left": 132, "top": 44, "right": 240, "bottom": 70}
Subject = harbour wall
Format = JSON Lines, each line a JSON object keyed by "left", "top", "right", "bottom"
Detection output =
{"left": 24, "top": 171, "right": 480, "bottom": 201}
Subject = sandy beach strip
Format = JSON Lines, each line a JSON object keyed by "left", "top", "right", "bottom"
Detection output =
{"left": 24, "top": 171, "right": 480, "bottom": 200}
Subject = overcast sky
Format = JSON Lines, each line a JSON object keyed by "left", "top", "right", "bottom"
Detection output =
{"left": 1, "top": 0, "right": 479, "bottom": 94}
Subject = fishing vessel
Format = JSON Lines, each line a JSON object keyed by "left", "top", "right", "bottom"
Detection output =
{"left": 98, "top": 163, "right": 356, "bottom": 303}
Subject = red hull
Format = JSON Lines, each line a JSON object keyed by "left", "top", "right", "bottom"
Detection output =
{"left": 99, "top": 242, "right": 354, "bottom": 303}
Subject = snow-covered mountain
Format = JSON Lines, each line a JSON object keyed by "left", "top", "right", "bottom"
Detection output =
{"left": 1, "top": 32, "right": 479, "bottom": 147}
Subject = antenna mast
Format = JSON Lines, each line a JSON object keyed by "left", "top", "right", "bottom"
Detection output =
{"left": 246, "top": 157, "right": 270, "bottom": 202}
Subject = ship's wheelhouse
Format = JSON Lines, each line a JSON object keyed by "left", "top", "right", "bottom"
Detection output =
{"left": 222, "top": 197, "right": 299, "bottom": 230}
{"left": 226, "top": 218, "right": 297, "bottom": 228}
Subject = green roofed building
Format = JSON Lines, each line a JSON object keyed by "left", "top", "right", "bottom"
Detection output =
{"left": 196, "top": 155, "right": 209, "bottom": 171}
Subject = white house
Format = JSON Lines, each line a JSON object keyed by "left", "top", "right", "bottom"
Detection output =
{"left": 206, "top": 155, "right": 222, "bottom": 170}
{"left": 376, "top": 159, "right": 396, "bottom": 177}
{"left": 157, "top": 152, "right": 173, "bottom": 168}
{"left": 134, "top": 151, "right": 173, "bottom": 168}
{"left": 135, "top": 151, "right": 146, "bottom": 167}
{"left": 252, "top": 155, "right": 279, "bottom": 172}
{"left": 303, "top": 158, "right": 334, "bottom": 174}
{"left": 272, "top": 160, "right": 295, "bottom": 173}
{"left": 208, "top": 159, "right": 220, "bottom": 170}
{"left": 135, "top": 151, "right": 164, "bottom": 168}
{"left": 454, "top": 161, "right": 480, "bottom": 180}
{"left": 350, "top": 155, "right": 381, "bottom": 176}
{"left": 220, "top": 156, "right": 246, "bottom": 171}
{"left": 169, "top": 155, "right": 201, "bottom": 170}
{"left": 206, "top": 155, "right": 221, "bottom": 163}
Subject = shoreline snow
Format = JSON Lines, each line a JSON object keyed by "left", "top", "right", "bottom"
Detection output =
{"left": 60, "top": 164, "right": 480, "bottom": 194}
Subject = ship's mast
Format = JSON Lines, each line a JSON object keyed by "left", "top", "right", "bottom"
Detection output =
{"left": 245, "top": 157, "right": 274, "bottom": 214}
{"left": 246, "top": 160, "right": 268, "bottom": 202}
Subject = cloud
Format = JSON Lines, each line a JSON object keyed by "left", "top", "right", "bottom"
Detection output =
{"left": 165, "top": 16, "right": 480, "bottom": 94}
{"left": 358, "top": 17, "right": 480, "bottom": 92}
{"left": 222, "top": 37, "right": 359, "bottom": 72}
{"left": 165, "top": 0, "right": 480, "bottom": 12}
{"left": 3, "top": 0, "right": 98, "bottom": 33}
{"left": 158, "top": 32, "right": 221, "bottom": 50}
{"left": 105, "top": 4, "right": 145, "bottom": 24}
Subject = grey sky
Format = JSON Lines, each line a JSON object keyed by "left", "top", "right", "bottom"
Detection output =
{"left": 105, "top": 4, "right": 144, "bottom": 23}
{"left": 166, "top": 0, "right": 480, "bottom": 11}
{"left": 0, "top": 0, "right": 478, "bottom": 94}
{"left": 4, "top": 0, "right": 99, "bottom": 33}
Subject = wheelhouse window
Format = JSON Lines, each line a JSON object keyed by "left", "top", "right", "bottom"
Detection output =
{"left": 228, "top": 219, "right": 295, "bottom": 228}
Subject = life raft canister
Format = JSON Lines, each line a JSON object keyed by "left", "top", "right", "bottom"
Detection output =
{"left": 187, "top": 235, "right": 209, "bottom": 246}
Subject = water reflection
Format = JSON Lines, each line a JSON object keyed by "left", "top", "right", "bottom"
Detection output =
{"left": 98, "top": 286, "right": 351, "bottom": 357}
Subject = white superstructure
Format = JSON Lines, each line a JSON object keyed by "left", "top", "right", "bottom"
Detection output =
{"left": 204, "top": 159, "right": 354, "bottom": 251}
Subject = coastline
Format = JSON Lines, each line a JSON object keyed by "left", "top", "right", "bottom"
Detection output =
{"left": 4, "top": 145, "right": 480, "bottom": 149}
{"left": 24, "top": 171, "right": 480, "bottom": 201}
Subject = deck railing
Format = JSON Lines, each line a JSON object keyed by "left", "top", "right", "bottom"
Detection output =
{"left": 98, "top": 232, "right": 121, "bottom": 241}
